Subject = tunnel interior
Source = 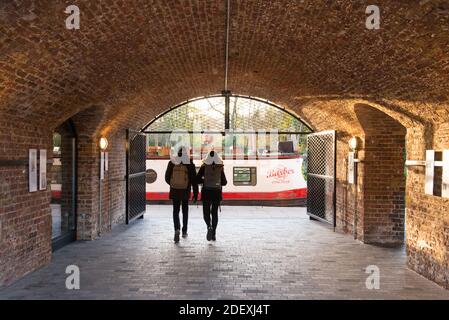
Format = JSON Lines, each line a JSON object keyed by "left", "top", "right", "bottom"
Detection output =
{"left": 0, "top": 0, "right": 449, "bottom": 291}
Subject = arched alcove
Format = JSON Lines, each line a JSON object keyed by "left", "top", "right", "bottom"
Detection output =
{"left": 355, "top": 104, "right": 407, "bottom": 246}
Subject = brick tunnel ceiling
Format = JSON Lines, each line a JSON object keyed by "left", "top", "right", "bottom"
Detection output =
{"left": 1, "top": 0, "right": 448, "bottom": 134}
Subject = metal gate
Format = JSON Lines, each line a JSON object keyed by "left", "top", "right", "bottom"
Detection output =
{"left": 307, "top": 130, "right": 336, "bottom": 226}
{"left": 126, "top": 129, "right": 147, "bottom": 224}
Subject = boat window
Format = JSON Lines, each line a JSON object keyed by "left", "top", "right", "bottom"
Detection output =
{"left": 233, "top": 167, "right": 257, "bottom": 186}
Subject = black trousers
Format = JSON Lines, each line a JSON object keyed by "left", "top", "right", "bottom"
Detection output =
{"left": 173, "top": 200, "right": 189, "bottom": 232}
{"left": 203, "top": 200, "right": 219, "bottom": 230}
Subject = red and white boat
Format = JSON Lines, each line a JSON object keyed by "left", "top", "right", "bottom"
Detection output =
{"left": 146, "top": 153, "right": 307, "bottom": 206}
{"left": 52, "top": 151, "right": 308, "bottom": 206}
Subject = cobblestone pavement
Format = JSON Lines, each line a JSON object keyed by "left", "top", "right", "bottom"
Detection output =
{"left": 1, "top": 206, "right": 448, "bottom": 300}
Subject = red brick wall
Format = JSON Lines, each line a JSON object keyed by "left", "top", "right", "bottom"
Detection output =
{"left": 0, "top": 115, "right": 52, "bottom": 286}
{"left": 407, "top": 124, "right": 449, "bottom": 288}
{"left": 0, "top": 109, "right": 127, "bottom": 286}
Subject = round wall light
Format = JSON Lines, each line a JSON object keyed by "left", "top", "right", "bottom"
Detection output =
{"left": 99, "top": 137, "right": 109, "bottom": 151}
{"left": 349, "top": 136, "right": 358, "bottom": 150}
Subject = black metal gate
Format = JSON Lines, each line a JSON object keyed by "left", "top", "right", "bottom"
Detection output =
{"left": 126, "top": 129, "right": 147, "bottom": 224}
{"left": 307, "top": 130, "right": 336, "bottom": 226}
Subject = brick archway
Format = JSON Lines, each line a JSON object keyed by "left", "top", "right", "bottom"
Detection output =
{"left": 1, "top": 0, "right": 449, "bottom": 291}
{"left": 354, "top": 103, "right": 407, "bottom": 246}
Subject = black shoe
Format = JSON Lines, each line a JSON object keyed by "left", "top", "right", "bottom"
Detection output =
{"left": 174, "top": 230, "right": 180, "bottom": 243}
{"left": 182, "top": 231, "right": 188, "bottom": 238}
{"left": 206, "top": 227, "right": 212, "bottom": 241}
{"left": 211, "top": 229, "right": 216, "bottom": 241}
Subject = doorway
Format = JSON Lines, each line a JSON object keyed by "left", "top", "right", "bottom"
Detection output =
{"left": 142, "top": 95, "right": 312, "bottom": 208}
{"left": 51, "top": 120, "right": 77, "bottom": 250}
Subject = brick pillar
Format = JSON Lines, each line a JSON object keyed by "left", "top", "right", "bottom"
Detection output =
{"left": 71, "top": 106, "right": 106, "bottom": 240}
{"left": 71, "top": 106, "right": 128, "bottom": 240}
{"left": 76, "top": 135, "right": 101, "bottom": 240}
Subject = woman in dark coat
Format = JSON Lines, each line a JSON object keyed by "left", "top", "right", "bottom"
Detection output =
{"left": 165, "top": 147, "right": 198, "bottom": 243}
{"left": 196, "top": 151, "right": 227, "bottom": 241}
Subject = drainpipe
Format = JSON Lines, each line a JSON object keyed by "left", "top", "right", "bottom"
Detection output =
{"left": 109, "top": 174, "right": 112, "bottom": 230}
{"left": 353, "top": 184, "right": 358, "bottom": 240}
{"left": 99, "top": 172, "right": 102, "bottom": 237}
{"left": 98, "top": 150, "right": 104, "bottom": 237}
{"left": 224, "top": 0, "right": 231, "bottom": 92}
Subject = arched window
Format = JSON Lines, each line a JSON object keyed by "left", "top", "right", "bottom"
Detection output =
{"left": 143, "top": 95, "right": 312, "bottom": 133}
{"left": 142, "top": 95, "right": 312, "bottom": 159}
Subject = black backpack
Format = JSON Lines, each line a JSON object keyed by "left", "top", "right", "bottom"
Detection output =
{"left": 204, "top": 164, "right": 223, "bottom": 189}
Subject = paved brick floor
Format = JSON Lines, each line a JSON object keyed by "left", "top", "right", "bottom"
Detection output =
{"left": 1, "top": 206, "right": 448, "bottom": 300}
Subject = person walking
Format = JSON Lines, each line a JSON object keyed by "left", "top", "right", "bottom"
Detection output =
{"left": 165, "top": 147, "right": 198, "bottom": 243}
{"left": 196, "top": 150, "right": 227, "bottom": 241}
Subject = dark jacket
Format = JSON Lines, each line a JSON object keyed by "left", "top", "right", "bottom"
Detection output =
{"left": 165, "top": 160, "right": 199, "bottom": 201}
{"left": 196, "top": 164, "right": 227, "bottom": 202}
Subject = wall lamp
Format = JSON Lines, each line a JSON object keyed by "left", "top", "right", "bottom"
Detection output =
{"left": 99, "top": 137, "right": 109, "bottom": 151}
{"left": 349, "top": 136, "right": 358, "bottom": 151}
{"left": 98, "top": 137, "right": 109, "bottom": 234}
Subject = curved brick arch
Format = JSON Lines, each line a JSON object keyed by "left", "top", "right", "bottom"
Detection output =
{"left": 1, "top": 0, "right": 448, "bottom": 132}
{"left": 354, "top": 104, "right": 407, "bottom": 245}
{"left": 1, "top": 0, "right": 449, "bottom": 290}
